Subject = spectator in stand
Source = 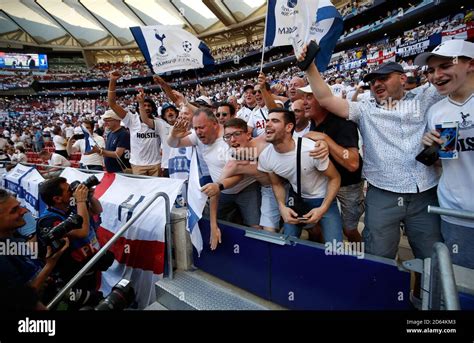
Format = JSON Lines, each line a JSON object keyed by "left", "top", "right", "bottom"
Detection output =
{"left": 66, "top": 122, "right": 105, "bottom": 171}
{"left": 11, "top": 146, "right": 27, "bottom": 165}
{"left": 106, "top": 71, "right": 162, "bottom": 176}
{"left": 38, "top": 150, "right": 71, "bottom": 177}
{"left": 92, "top": 110, "right": 130, "bottom": 174}
{"left": 52, "top": 126, "right": 68, "bottom": 159}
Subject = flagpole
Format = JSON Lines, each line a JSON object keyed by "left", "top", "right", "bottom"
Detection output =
{"left": 259, "top": 8, "right": 268, "bottom": 73}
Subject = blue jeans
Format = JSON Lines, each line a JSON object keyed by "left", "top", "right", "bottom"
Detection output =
{"left": 283, "top": 198, "right": 343, "bottom": 243}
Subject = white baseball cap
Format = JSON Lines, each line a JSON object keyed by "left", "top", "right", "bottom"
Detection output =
{"left": 101, "top": 109, "right": 122, "bottom": 121}
{"left": 297, "top": 85, "right": 312, "bottom": 94}
{"left": 414, "top": 39, "right": 474, "bottom": 66}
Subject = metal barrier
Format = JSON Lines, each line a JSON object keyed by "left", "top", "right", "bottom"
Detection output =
{"left": 428, "top": 206, "right": 474, "bottom": 220}
{"left": 428, "top": 243, "right": 460, "bottom": 310}
{"left": 47, "top": 191, "right": 171, "bottom": 309}
{"left": 425, "top": 206, "right": 474, "bottom": 310}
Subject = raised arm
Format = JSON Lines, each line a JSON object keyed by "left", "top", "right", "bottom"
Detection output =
{"left": 299, "top": 45, "right": 349, "bottom": 118}
{"left": 153, "top": 75, "right": 179, "bottom": 104}
{"left": 137, "top": 88, "right": 155, "bottom": 129}
{"left": 167, "top": 117, "right": 194, "bottom": 148}
{"left": 108, "top": 70, "right": 127, "bottom": 119}
{"left": 258, "top": 72, "right": 278, "bottom": 110}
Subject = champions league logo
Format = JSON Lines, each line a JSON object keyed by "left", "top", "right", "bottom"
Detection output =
{"left": 182, "top": 40, "right": 193, "bottom": 53}
{"left": 154, "top": 30, "right": 167, "bottom": 56}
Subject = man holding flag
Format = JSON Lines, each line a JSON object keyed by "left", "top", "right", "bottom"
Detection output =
{"left": 67, "top": 121, "right": 105, "bottom": 171}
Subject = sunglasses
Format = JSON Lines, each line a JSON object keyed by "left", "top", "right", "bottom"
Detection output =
{"left": 223, "top": 130, "right": 245, "bottom": 141}
{"left": 216, "top": 112, "right": 229, "bottom": 118}
{"left": 369, "top": 72, "right": 401, "bottom": 85}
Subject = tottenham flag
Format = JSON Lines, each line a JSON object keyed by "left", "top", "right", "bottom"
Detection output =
{"left": 60, "top": 168, "right": 184, "bottom": 309}
{"left": 186, "top": 147, "right": 212, "bottom": 256}
{"left": 80, "top": 124, "right": 96, "bottom": 153}
{"left": 130, "top": 25, "right": 214, "bottom": 74}
{"left": 265, "top": 0, "right": 343, "bottom": 71}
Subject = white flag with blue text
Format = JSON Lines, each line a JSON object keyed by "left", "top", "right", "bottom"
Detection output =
{"left": 265, "top": 0, "right": 343, "bottom": 71}
{"left": 186, "top": 147, "right": 212, "bottom": 256}
{"left": 130, "top": 25, "right": 214, "bottom": 74}
{"left": 80, "top": 124, "right": 96, "bottom": 153}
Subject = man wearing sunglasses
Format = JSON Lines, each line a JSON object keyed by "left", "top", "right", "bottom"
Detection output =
{"left": 298, "top": 45, "right": 444, "bottom": 261}
{"left": 215, "top": 102, "right": 236, "bottom": 126}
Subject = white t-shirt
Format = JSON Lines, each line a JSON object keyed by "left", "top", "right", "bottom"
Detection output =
{"left": 121, "top": 112, "right": 167, "bottom": 166}
{"left": 188, "top": 130, "right": 255, "bottom": 194}
{"left": 236, "top": 106, "right": 254, "bottom": 123}
{"left": 258, "top": 137, "right": 329, "bottom": 199}
{"left": 331, "top": 84, "right": 346, "bottom": 98}
{"left": 427, "top": 94, "right": 474, "bottom": 228}
{"left": 247, "top": 107, "right": 268, "bottom": 137}
{"left": 65, "top": 126, "right": 75, "bottom": 139}
{"left": 53, "top": 135, "right": 67, "bottom": 150}
{"left": 49, "top": 153, "right": 71, "bottom": 167}
{"left": 160, "top": 121, "right": 172, "bottom": 169}
{"left": 72, "top": 134, "right": 105, "bottom": 166}
{"left": 292, "top": 122, "right": 311, "bottom": 138}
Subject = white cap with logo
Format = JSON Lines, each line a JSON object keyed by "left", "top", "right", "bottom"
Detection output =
{"left": 414, "top": 39, "right": 474, "bottom": 66}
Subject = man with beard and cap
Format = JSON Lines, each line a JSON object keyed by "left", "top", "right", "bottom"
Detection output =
{"left": 106, "top": 70, "right": 167, "bottom": 176}
{"left": 298, "top": 44, "right": 444, "bottom": 260}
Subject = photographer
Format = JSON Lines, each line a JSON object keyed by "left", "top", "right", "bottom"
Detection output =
{"left": 37, "top": 177, "right": 102, "bottom": 287}
{"left": 0, "top": 188, "right": 69, "bottom": 310}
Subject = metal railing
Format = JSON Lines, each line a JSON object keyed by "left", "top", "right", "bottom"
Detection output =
{"left": 428, "top": 206, "right": 474, "bottom": 220}
{"left": 425, "top": 206, "right": 474, "bottom": 310}
{"left": 428, "top": 243, "right": 460, "bottom": 310}
{"left": 44, "top": 186, "right": 173, "bottom": 309}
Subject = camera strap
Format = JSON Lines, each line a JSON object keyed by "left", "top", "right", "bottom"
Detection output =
{"left": 296, "top": 137, "right": 302, "bottom": 198}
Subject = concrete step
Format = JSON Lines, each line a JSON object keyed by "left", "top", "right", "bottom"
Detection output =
{"left": 144, "top": 302, "right": 168, "bottom": 311}
{"left": 155, "top": 270, "right": 277, "bottom": 310}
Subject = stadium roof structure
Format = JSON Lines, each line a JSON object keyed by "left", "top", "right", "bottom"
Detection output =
{"left": 0, "top": 0, "right": 267, "bottom": 50}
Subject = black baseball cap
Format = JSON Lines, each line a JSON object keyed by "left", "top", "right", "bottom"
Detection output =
{"left": 161, "top": 103, "right": 177, "bottom": 116}
{"left": 243, "top": 84, "right": 254, "bottom": 92}
{"left": 363, "top": 62, "right": 405, "bottom": 83}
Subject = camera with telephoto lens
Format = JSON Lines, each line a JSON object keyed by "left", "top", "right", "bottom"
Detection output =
{"left": 40, "top": 214, "right": 83, "bottom": 252}
{"left": 70, "top": 175, "right": 100, "bottom": 193}
{"left": 91, "top": 279, "right": 135, "bottom": 311}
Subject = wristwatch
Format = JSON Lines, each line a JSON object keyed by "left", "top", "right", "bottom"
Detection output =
{"left": 217, "top": 182, "right": 225, "bottom": 191}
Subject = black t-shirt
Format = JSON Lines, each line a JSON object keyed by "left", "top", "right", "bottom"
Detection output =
{"left": 310, "top": 114, "right": 363, "bottom": 187}
{"left": 104, "top": 127, "right": 131, "bottom": 173}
